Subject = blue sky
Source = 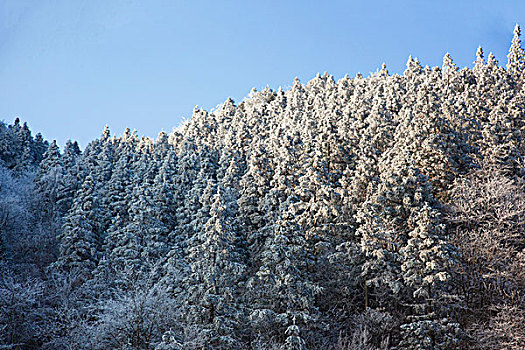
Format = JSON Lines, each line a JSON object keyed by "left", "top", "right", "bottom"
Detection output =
{"left": 0, "top": 0, "right": 524, "bottom": 148}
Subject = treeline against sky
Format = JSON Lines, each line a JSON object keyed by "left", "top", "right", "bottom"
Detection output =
{"left": 1, "top": 25, "right": 525, "bottom": 350}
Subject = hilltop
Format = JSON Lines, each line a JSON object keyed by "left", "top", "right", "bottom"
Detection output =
{"left": 1, "top": 25, "right": 524, "bottom": 350}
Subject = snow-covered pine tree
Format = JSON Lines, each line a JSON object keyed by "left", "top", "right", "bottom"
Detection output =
{"left": 34, "top": 141, "right": 65, "bottom": 230}
{"left": 507, "top": 24, "right": 525, "bottom": 78}
{"left": 247, "top": 194, "right": 321, "bottom": 348}
{"left": 54, "top": 175, "right": 101, "bottom": 276}
{"left": 183, "top": 186, "right": 247, "bottom": 349}
{"left": 58, "top": 140, "right": 82, "bottom": 214}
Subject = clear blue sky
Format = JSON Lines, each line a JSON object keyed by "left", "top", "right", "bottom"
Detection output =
{"left": 0, "top": 0, "right": 523, "bottom": 148}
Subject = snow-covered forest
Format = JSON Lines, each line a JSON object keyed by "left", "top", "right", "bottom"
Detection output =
{"left": 1, "top": 25, "right": 525, "bottom": 350}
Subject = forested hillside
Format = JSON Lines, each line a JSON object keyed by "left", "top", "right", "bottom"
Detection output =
{"left": 1, "top": 25, "right": 524, "bottom": 350}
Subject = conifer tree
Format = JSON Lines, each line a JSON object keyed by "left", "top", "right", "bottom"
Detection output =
{"left": 247, "top": 196, "right": 321, "bottom": 347}
{"left": 54, "top": 175, "right": 101, "bottom": 276}
{"left": 507, "top": 24, "right": 525, "bottom": 76}
{"left": 184, "top": 186, "right": 247, "bottom": 349}
{"left": 34, "top": 141, "right": 65, "bottom": 227}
